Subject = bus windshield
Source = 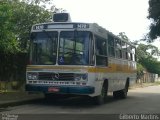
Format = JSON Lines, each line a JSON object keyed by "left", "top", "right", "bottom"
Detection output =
{"left": 58, "top": 31, "right": 90, "bottom": 65}
{"left": 30, "top": 31, "right": 58, "bottom": 65}
{"left": 30, "top": 31, "right": 90, "bottom": 65}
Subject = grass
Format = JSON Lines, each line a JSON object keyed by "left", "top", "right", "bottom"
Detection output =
{"left": 0, "top": 90, "right": 19, "bottom": 94}
{"left": 154, "top": 81, "right": 160, "bottom": 85}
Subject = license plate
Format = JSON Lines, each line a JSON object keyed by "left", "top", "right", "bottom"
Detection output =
{"left": 48, "top": 87, "right": 59, "bottom": 92}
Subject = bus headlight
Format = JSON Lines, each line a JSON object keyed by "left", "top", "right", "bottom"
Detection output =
{"left": 27, "top": 72, "right": 38, "bottom": 80}
{"left": 74, "top": 74, "right": 88, "bottom": 81}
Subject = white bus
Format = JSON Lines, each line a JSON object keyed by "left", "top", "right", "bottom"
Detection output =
{"left": 26, "top": 13, "right": 137, "bottom": 104}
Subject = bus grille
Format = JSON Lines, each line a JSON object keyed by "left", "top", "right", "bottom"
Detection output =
{"left": 38, "top": 72, "right": 74, "bottom": 81}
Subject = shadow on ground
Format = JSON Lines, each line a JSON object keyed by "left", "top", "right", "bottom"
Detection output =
{"left": 30, "top": 94, "right": 129, "bottom": 108}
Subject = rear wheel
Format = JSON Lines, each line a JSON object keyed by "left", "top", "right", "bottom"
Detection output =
{"left": 93, "top": 81, "right": 108, "bottom": 105}
{"left": 113, "top": 81, "right": 129, "bottom": 99}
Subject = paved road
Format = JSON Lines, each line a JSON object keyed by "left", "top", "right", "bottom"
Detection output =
{"left": 1, "top": 85, "right": 160, "bottom": 115}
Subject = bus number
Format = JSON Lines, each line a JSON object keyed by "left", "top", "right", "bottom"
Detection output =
{"left": 77, "top": 24, "right": 89, "bottom": 29}
{"left": 34, "top": 25, "right": 44, "bottom": 30}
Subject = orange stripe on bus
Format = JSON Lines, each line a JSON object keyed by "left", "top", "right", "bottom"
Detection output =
{"left": 27, "top": 64, "right": 136, "bottom": 73}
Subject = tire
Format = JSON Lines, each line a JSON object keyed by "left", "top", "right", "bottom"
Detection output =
{"left": 93, "top": 81, "right": 108, "bottom": 105}
{"left": 113, "top": 81, "right": 129, "bottom": 99}
{"left": 113, "top": 90, "right": 121, "bottom": 99}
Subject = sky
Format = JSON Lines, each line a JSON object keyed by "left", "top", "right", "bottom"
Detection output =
{"left": 53, "top": 0, "right": 150, "bottom": 41}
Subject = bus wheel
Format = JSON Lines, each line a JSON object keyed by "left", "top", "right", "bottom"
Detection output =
{"left": 93, "top": 82, "right": 108, "bottom": 105}
{"left": 113, "top": 81, "right": 129, "bottom": 99}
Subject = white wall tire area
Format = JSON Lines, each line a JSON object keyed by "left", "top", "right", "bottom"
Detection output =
{"left": 113, "top": 80, "right": 129, "bottom": 99}
{"left": 93, "top": 81, "right": 108, "bottom": 105}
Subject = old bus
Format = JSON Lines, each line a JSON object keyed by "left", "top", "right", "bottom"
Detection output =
{"left": 26, "top": 13, "right": 136, "bottom": 104}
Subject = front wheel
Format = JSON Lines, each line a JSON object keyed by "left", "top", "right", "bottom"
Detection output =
{"left": 93, "top": 82, "right": 108, "bottom": 105}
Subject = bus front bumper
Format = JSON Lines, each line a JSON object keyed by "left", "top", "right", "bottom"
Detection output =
{"left": 25, "top": 84, "right": 95, "bottom": 95}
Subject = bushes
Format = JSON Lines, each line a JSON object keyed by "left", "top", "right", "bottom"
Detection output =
{"left": 0, "top": 53, "right": 27, "bottom": 90}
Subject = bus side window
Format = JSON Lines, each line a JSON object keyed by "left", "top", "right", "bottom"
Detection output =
{"left": 131, "top": 47, "right": 136, "bottom": 61}
{"left": 130, "top": 53, "right": 133, "bottom": 61}
{"left": 127, "top": 44, "right": 131, "bottom": 60}
{"left": 95, "top": 36, "right": 108, "bottom": 66}
{"left": 108, "top": 35, "right": 115, "bottom": 57}
{"left": 95, "top": 36, "right": 107, "bottom": 56}
{"left": 122, "top": 41, "right": 127, "bottom": 59}
{"left": 115, "top": 38, "right": 122, "bottom": 58}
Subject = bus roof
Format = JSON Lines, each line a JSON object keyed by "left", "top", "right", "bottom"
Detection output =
{"left": 31, "top": 21, "right": 135, "bottom": 47}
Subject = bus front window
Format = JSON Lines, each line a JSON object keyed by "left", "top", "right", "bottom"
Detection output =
{"left": 58, "top": 31, "right": 90, "bottom": 65}
{"left": 30, "top": 32, "right": 58, "bottom": 65}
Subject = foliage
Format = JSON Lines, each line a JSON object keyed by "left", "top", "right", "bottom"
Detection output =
{"left": 117, "top": 32, "right": 130, "bottom": 41}
{"left": 0, "top": 53, "right": 27, "bottom": 82}
{"left": 140, "top": 57, "right": 160, "bottom": 75}
{"left": 0, "top": 1, "right": 19, "bottom": 53}
{"left": 136, "top": 43, "right": 160, "bottom": 75}
{"left": 10, "top": 0, "right": 52, "bottom": 52}
{"left": 0, "top": 0, "right": 59, "bottom": 84}
{"left": 148, "top": 0, "right": 160, "bottom": 40}
{"left": 0, "top": 0, "right": 59, "bottom": 53}
{"left": 136, "top": 44, "right": 159, "bottom": 61}
{"left": 137, "top": 63, "right": 145, "bottom": 79}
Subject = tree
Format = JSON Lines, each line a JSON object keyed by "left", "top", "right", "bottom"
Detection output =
{"left": 11, "top": 0, "right": 52, "bottom": 51}
{"left": 148, "top": 0, "right": 160, "bottom": 40}
{"left": 136, "top": 43, "right": 160, "bottom": 75}
{"left": 136, "top": 44, "right": 160, "bottom": 61}
{"left": 117, "top": 32, "right": 130, "bottom": 41}
{"left": 137, "top": 63, "right": 145, "bottom": 80}
{"left": 0, "top": 1, "right": 19, "bottom": 53}
{"left": 0, "top": 0, "right": 60, "bottom": 83}
{"left": 0, "top": 0, "right": 60, "bottom": 53}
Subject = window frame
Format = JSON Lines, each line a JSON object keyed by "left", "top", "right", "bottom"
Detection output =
{"left": 115, "top": 38, "right": 122, "bottom": 58}
{"left": 94, "top": 35, "right": 108, "bottom": 66}
{"left": 108, "top": 35, "right": 115, "bottom": 57}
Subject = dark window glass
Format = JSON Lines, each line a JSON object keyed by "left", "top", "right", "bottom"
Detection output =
{"left": 127, "top": 44, "right": 132, "bottom": 60}
{"left": 30, "top": 32, "right": 58, "bottom": 65}
{"left": 108, "top": 35, "right": 115, "bottom": 57}
{"left": 95, "top": 36, "right": 107, "bottom": 56}
{"left": 95, "top": 36, "right": 108, "bottom": 66}
{"left": 58, "top": 31, "right": 90, "bottom": 65}
{"left": 122, "top": 41, "right": 127, "bottom": 59}
{"left": 115, "top": 38, "right": 122, "bottom": 58}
